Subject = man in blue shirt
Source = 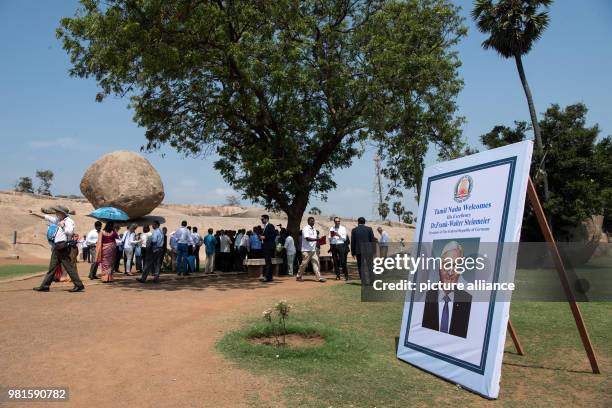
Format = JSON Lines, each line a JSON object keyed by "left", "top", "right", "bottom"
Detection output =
{"left": 172, "top": 220, "right": 193, "bottom": 276}
{"left": 138, "top": 220, "right": 165, "bottom": 283}
{"left": 249, "top": 229, "right": 263, "bottom": 258}
{"left": 203, "top": 228, "right": 217, "bottom": 274}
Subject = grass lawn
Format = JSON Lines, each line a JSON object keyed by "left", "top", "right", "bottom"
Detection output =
{"left": 218, "top": 283, "right": 611, "bottom": 407}
{"left": 0, "top": 264, "right": 46, "bottom": 280}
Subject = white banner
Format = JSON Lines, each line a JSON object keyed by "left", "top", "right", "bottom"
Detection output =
{"left": 397, "top": 141, "right": 533, "bottom": 398}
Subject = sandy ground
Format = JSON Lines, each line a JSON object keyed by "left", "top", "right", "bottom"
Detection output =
{"left": 0, "top": 263, "right": 345, "bottom": 407}
{"left": 0, "top": 191, "right": 415, "bottom": 261}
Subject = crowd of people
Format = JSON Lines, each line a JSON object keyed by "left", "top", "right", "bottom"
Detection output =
{"left": 30, "top": 207, "right": 395, "bottom": 293}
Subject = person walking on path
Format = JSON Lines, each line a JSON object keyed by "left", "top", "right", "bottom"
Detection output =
{"left": 351, "top": 217, "right": 375, "bottom": 284}
{"left": 87, "top": 221, "right": 102, "bottom": 279}
{"left": 296, "top": 217, "right": 325, "bottom": 283}
{"left": 32, "top": 206, "right": 84, "bottom": 292}
{"left": 329, "top": 217, "right": 349, "bottom": 280}
{"left": 96, "top": 221, "right": 119, "bottom": 283}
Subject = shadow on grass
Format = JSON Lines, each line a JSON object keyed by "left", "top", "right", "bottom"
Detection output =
{"left": 502, "top": 360, "right": 594, "bottom": 374}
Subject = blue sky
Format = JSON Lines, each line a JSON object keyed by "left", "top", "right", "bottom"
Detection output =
{"left": 1, "top": 1, "right": 610, "bottom": 218}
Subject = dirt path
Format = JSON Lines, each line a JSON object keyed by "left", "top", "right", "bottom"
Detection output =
{"left": 0, "top": 264, "right": 339, "bottom": 407}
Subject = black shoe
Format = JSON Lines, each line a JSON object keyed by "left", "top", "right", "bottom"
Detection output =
{"left": 344, "top": 275, "right": 349, "bottom": 281}
{"left": 89, "top": 276, "right": 99, "bottom": 280}
{"left": 136, "top": 278, "right": 145, "bottom": 283}
{"left": 68, "top": 285, "right": 85, "bottom": 292}
{"left": 33, "top": 286, "right": 49, "bottom": 292}
{"left": 152, "top": 278, "right": 160, "bottom": 283}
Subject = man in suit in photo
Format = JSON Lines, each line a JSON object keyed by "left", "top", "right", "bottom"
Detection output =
{"left": 421, "top": 241, "right": 472, "bottom": 338}
{"left": 350, "top": 217, "right": 375, "bottom": 284}
{"left": 259, "top": 214, "right": 277, "bottom": 282}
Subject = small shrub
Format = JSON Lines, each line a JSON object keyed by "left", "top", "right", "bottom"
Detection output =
{"left": 262, "top": 300, "right": 291, "bottom": 347}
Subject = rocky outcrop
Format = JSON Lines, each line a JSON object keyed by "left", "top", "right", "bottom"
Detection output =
{"left": 80, "top": 151, "right": 164, "bottom": 219}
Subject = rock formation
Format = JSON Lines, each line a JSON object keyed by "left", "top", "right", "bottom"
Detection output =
{"left": 80, "top": 151, "right": 164, "bottom": 219}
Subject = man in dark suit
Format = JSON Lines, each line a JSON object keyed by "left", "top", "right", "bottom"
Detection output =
{"left": 260, "top": 214, "right": 277, "bottom": 282}
{"left": 421, "top": 241, "right": 472, "bottom": 338}
{"left": 350, "top": 217, "right": 375, "bottom": 284}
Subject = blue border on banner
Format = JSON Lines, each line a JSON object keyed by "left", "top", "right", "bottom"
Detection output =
{"left": 403, "top": 157, "right": 517, "bottom": 374}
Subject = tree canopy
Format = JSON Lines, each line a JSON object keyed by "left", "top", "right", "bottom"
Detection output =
{"left": 58, "top": 0, "right": 466, "bottom": 234}
{"left": 14, "top": 177, "right": 34, "bottom": 194}
{"left": 35, "top": 170, "right": 54, "bottom": 196}
{"left": 479, "top": 103, "right": 611, "bottom": 239}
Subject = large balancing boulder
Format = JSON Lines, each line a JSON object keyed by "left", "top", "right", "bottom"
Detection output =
{"left": 80, "top": 151, "right": 165, "bottom": 219}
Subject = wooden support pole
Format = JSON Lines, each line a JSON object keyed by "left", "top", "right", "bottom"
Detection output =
{"left": 526, "top": 177, "right": 600, "bottom": 374}
{"left": 507, "top": 320, "right": 524, "bottom": 356}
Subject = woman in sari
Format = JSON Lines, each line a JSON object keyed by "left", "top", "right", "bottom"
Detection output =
{"left": 96, "top": 221, "right": 119, "bottom": 283}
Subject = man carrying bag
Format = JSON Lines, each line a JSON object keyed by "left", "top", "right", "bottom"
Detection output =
{"left": 32, "top": 206, "right": 85, "bottom": 292}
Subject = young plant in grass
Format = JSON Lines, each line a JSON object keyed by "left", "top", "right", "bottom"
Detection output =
{"left": 263, "top": 300, "right": 291, "bottom": 347}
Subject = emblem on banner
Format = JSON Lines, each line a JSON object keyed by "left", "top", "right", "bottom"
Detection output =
{"left": 454, "top": 175, "right": 473, "bottom": 203}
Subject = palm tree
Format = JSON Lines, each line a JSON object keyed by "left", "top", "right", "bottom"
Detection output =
{"left": 472, "top": 0, "right": 552, "bottom": 201}
{"left": 378, "top": 202, "right": 390, "bottom": 221}
{"left": 392, "top": 201, "right": 405, "bottom": 222}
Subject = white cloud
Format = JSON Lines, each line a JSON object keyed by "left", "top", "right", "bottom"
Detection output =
{"left": 212, "top": 187, "right": 236, "bottom": 197}
{"left": 334, "top": 187, "right": 369, "bottom": 197}
{"left": 178, "top": 179, "right": 198, "bottom": 187}
{"left": 28, "top": 137, "right": 83, "bottom": 150}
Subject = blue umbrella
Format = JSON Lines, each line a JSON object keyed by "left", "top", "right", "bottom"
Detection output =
{"left": 89, "top": 207, "right": 130, "bottom": 221}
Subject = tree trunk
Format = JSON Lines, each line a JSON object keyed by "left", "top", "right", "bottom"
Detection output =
{"left": 515, "top": 54, "right": 550, "bottom": 202}
{"left": 285, "top": 193, "right": 309, "bottom": 243}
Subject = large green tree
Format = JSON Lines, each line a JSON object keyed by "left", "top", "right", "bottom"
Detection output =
{"left": 472, "top": 0, "right": 552, "bottom": 202}
{"left": 58, "top": 0, "right": 465, "bottom": 236}
{"left": 480, "top": 103, "right": 612, "bottom": 240}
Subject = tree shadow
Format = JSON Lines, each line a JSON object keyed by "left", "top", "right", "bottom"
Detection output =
{"left": 102, "top": 272, "right": 284, "bottom": 292}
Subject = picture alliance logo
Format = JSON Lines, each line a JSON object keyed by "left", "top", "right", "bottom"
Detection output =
{"left": 454, "top": 175, "right": 473, "bottom": 203}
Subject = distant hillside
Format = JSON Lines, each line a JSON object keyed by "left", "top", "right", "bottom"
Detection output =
{"left": 0, "top": 191, "right": 415, "bottom": 260}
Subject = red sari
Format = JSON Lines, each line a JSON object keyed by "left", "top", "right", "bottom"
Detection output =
{"left": 97, "top": 231, "right": 118, "bottom": 282}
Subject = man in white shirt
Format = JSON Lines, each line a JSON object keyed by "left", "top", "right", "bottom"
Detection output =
{"left": 296, "top": 217, "right": 325, "bottom": 282}
{"left": 85, "top": 221, "right": 101, "bottom": 262}
{"left": 233, "top": 229, "right": 244, "bottom": 270}
{"left": 377, "top": 226, "right": 390, "bottom": 258}
{"left": 31, "top": 206, "right": 84, "bottom": 292}
{"left": 283, "top": 231, "right": 296, "bottom": 276}
{"left": 329, "top": 217, "right": 349, "bottom": 280}
{"left": 87, "top": 221, "right": 102, "bottom": 280}
{"left": 218, "top": 230, "right": 231, "bottom": 272}
{"left": 172, "top": 220, "right": 193, "bottom": 275}
{"left": 122, "top": 224, "right": 139, "bottom": 275}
